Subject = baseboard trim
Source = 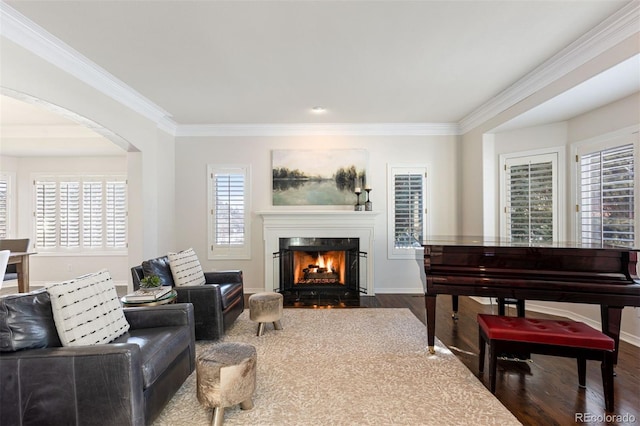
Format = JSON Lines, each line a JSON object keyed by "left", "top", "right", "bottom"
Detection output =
{"left": 374, "top": 288, "right": 421, "bottom": 294}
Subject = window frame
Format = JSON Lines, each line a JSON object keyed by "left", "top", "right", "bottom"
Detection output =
{"left": 499, "top": 147, "right": 564, "bottom": 242}
{"left": 571, "top": 126, "right": 639, "bottom": 246}
{"left": 32, "top": 173, "right": 128, "bottom": 255}
{"left": 387, "top": 164, "right": 429, "bottom": 260}
{"left": 207, "top": 164, "right": 251, "bottom": 260}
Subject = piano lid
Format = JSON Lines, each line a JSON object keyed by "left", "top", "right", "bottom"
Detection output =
{"left": 421, "top": 235, "right": 638, "bottom": 251}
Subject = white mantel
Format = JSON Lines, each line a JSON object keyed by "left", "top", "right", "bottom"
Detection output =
{"left": 259, "top": 210, "right": 379, "bottom": 295}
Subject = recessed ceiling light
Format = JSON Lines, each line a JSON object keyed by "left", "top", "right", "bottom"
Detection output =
{"left": 311, "top": 106, "right": 326, "bottom": 113}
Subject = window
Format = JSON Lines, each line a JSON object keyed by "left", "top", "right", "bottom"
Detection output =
{"left": 387, "top": 165, "right": 427, "bottom": 259}
{"left": 501, "top": 152, "right": 559, "bottom": 242}
{"left": 208, "top": 165, "right": 251, "bottom": 259}
{"left": 0, "top": 173, "right": 14, "bottom": 239}
{"left": 579, "top": 144, "right": 635, "bottom": 247}
{"left": 33, "top": 175, "right": 127, "bottom": 252}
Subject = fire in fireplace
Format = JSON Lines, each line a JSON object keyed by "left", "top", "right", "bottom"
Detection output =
{"left": 274, "top": 237, "right": 366, "bottom": 307}
{"left": 295, "top": 251, "right": 345, "bottom": 285}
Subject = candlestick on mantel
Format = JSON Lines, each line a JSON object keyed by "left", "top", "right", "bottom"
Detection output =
{"left": 354, "top": 187, "right": 363, "bottom": 211}
{"left": 365, "top": 188, "right": 372, "bottom": 211}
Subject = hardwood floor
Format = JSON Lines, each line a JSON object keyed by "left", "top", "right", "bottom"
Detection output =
{"left": 356, "top": 294, "right": 640, "bottom": 426}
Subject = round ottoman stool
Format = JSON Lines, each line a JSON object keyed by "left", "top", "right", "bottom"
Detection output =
{"left": 249, "top": 292, "right": 283, "bottom": 336}
{"left": 196, "top": 342, "right": 257, "bottom": 426}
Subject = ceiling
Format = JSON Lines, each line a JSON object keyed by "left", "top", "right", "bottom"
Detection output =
{"left": 0, "top": 1, "right": 638, "bottom": 156}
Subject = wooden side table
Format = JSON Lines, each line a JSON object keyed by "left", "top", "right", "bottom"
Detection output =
{"left": 7, "top": 251, "right": 35, "bottom": 293}
{"left": 121, "top": 289, "right": 178, "bottom": 307}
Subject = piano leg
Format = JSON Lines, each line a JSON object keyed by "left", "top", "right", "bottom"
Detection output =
{"left": 451, "top": 295, "right": 459, "bottom": 320}
{"left": 425, "top": 295, "right": 437, "bottom": 354}
{"left": 498, "top": 299, "right": 506, "bottom": 316}
{"left": 600, "top": 305, "right": 623, "bottom": 365}
{"left": 497, "top": 298, "right": 526, "bottom": 317}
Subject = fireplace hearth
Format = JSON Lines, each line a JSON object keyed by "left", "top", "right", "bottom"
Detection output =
{"left": 274, "top": 237, "right": 367, "bottom": 307}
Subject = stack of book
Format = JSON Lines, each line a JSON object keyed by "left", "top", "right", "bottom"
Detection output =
{"left": 124, "top": 286, "right": 173, "bottom": 302}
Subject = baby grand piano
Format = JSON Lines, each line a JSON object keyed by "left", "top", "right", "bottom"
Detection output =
{"left": 420, "top": 237, "right": 640, "bottom": 360}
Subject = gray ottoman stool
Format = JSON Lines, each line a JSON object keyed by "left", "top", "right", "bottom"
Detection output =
{"left": 249, "top": 292, "right": 283, "bottom": 336}
{"left": 196, "top": 342, "right": 257, "bottom": 426}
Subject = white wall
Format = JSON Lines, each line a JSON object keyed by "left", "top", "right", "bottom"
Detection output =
{"left": 174, "top": 135, "right": 459, "bottom": 294}
{"left": 1, "top": 39, "right": 176, "bottom": 288}
{"left": 460, "top": 130, "right": 485, "bottom": 236}
{"left": 568, "top": 93, "right": 640, "bottom": 142}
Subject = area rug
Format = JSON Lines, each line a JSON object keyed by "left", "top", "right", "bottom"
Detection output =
{"left": 153, "top": 309, "right": 521, "bottom": 425}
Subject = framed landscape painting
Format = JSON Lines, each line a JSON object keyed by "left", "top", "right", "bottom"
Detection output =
{"left": 272, "top": 149, "right": 368, "bottom": 206}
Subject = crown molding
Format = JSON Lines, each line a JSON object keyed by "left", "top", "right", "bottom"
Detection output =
{"left": 0, "top": 3, "right": 173, "bottom": 126}
{"left": 458, "top": 1, "right": 640, "bottom": 135}
{"left": 157, "top": 117, "right": 179, "bottom": 135}
{"left": 174, "top": 122, "right": 461, "bottom": 137}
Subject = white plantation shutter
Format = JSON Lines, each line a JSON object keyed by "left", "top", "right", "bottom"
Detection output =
{"left": 60, "top": 181, "right": 80, "bottom": 248}
{"left": 394, "top": 174, "right": 424, "bottom": 246}
{"left": 83, "top": 181, "right": 103, "bottom": 247}
{"left": 506, "top": 162, "right": 553, "bottom": 242}
{"left": 580, "top": 144, "right": 634, "bottom": 247}
{"left": 34, "top": 176, "right": 127, "bottom": 252}
{"left": 0, "top": 177, "right": 8, "bottom": 238}
{"left": 503, "top": 153, "right": 558, "bottom": 243}
{"left": 388, "top": 165, "right": 427, "bottom": 259}
{"left": 215, "top": 173, "right": 245, "bottom": 245}
{"left": 106, "top": 180, "right": 127, "bottom": 248}
{"left": 208, "top": 165, "right": 251, "bottom": 259}
{"left": 35, "top": 181, "right": 58, "bottom": 248}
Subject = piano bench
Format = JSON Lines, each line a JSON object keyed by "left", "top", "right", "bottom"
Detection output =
{"left": 477, "top": 314, "right": 615, "bottom": 412}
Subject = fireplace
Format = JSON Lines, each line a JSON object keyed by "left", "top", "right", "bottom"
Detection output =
{"left": 275, "top": 237, "right": 366, "bottom": 306}
{"left": 260, "top": 210, "right": 378, "bottom": 303}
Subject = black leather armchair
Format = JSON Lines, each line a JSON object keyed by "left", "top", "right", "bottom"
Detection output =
{"left": 0, "top": 289, "right": 195, "bottom": 426}
{"left": 131, "top": 256, "right": 244, "bottom": 340}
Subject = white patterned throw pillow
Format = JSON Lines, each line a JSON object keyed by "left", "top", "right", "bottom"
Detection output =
{"left": 167, "top": 248, "right": 206, "bottom": 287}
{"left": 46, "top": 270, "right": 130, "bottom": 346}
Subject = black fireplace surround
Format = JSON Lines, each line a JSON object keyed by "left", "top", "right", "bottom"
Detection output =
{"left": 275, "top": 237, "right": 365, "bottom": 306}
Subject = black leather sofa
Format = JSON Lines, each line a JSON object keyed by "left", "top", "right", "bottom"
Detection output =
{"left": 131, "top": 256, "right": 244, "bottom": 340}
{"left": 0, "top": 289, "right": 195, "bottom": 426}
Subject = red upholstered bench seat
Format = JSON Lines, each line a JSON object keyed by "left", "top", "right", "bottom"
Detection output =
{"left": 477, "top": 315, "right": 615, "bottom": 351}
{"left": 477, "top": 314, "right": 615, "bottom": 412}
